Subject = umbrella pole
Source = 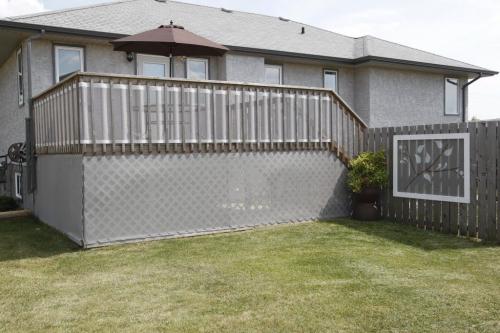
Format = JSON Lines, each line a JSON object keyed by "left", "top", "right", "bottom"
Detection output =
{"left": 169, "top": 54, "right": 173, "bottom": 78}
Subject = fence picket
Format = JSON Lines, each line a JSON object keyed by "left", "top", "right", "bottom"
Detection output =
{"left": 381, "top": 127, "right": 389, "bottom": 218}
{"left": 497, "top": 121, "right": 500, "bottom": 243}
{"left": 402, "top": 126, "right": 411, "bottom": 225}
{"left": 448, "top": 122, "right": 459, "bottom": 235}
{"left": 409, "top": 125, "right": 417, "bottom": 226}
{"left": 457, "top": 122, "right": 468, "bottom": 236}
{"left": 387, "top": 127, "right": 395, "bottom": 220}
{"left": 486, "top": 121, "right": 497, "bottom": 241}
{"left": 440, "top": 123, "right": 451, "bottom": 234}
{"left": 468, "top": 122, "right": 478, "bottom": 238}
{"left": 415, "top": 125, "right": 425, "bottom": 228}
{"left": 477, "top": 122, "right": 488, "bottom": 239}
{"left": 394, "top": 126, "right": 404, "bottom": 223}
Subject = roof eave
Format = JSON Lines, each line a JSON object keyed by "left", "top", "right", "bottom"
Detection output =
{"left": 0, "top": 19, "right": 127, "bottom": 40}
{"left": 354, "top": 56, "right": 498, "bottom": 77}
{"left": 1, "top": 20, "right": 496, "bottom": 76}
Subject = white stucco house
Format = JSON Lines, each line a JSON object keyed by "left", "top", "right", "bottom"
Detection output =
{"left": 0, "top": 0, "right": 496, "bottom": 247}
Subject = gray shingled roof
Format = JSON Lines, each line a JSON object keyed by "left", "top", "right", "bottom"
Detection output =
{"left": 7, "top": 0, "right": 496, "bottom": 74}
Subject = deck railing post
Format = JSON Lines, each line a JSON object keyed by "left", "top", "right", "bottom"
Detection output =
{"left": 75, "top": 76, "right": 82, "bottom": 153}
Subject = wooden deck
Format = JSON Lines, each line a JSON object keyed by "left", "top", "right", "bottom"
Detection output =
{"left": 33, "top": 72, "right": 367, "bottom": 163}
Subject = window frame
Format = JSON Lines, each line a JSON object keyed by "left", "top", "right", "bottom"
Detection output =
{"left": 54, "top": 45, "right": 85, "bottom": 83}
{"left": 444, "top": 77, "right": 460, "bottom": 116}
{"left": 323, "top": 69, "right": 338, "bottom": 92}
{"left": 137, "top": 54, "right": 171, "bottom": 78}
{"left": 264, "top": 64, "right": 283, "bottom": 85}
{"left": 14, "top": 172, "right": 22, "bottom": 199}
{"left": 186, "top": 57, "right": 209, "bottom": 80}
{"left": 16, "top": 47, "right": 24, "bottom": 106}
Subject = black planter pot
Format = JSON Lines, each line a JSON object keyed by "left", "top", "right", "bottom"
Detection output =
{"left": 352, "top": 187, "right": 381, "bottom": 221}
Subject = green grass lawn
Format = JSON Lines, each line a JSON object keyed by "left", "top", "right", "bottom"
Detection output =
{"left": 1, "top": 218, "right": 499, "bottom": 333}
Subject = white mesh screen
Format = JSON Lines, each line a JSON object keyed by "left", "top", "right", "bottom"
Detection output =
{"left": 166, "top": 87, "right": 181, "bottom": 143}
{"left": 131, "top": 85, "right": 147, "bottom": 143}
{"left": 258, "top": 92, "right": 270, "bottom": 143}
{"left": 198, "top": 88, "right": 212, "bottom": 143}
{"left": 284, "top": 93, "right": 296, "bottom": 142}
{"left": 148, "top": 86, "right": 165, "bottom": 143}
{"left": 229, "top": 90, "right": 242, "bottom": 143}
{"left": 214, "top": 90, "right": 228, "bottom": 143}
{"left": 271, "top": 92, "right": 283, "bottom": 142}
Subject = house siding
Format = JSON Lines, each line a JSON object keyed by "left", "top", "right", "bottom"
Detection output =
{"left": 283, "top": 62, "right": 323, "bottom": 87}
{"left": 224, "top": 53, "right": 265, "bottom": 83}
{"left": 30, "top": 38, "right": 136, "bottom": 96}
{"left": 353, "top": 67, "right": 371, "bottom": 124}
{"left": 368, "top": 67, "right": 465, "bottom": 128}
{"left": 281, "top": 62, "right": 355, "bottom": 107}
{"left": 338, "top": 67, "right": 355, "bottom": 108}
{"left": 0, "top": 43, "right": 29, "bottom": 155}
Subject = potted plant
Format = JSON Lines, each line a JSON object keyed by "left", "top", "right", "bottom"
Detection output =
{"left": 347, "top": 151, "right": 388, "bottom": 221}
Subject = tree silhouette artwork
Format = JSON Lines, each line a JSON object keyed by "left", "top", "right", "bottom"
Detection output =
{"left": 398, "top": 139, "right": 464, "bottom": 194}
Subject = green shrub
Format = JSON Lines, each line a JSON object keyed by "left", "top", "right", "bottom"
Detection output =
{"left": 0, "top": 196, "right": 18, "bottom": 212}
{"left": 347, "top": 151, "right": 389, "bottom": 193}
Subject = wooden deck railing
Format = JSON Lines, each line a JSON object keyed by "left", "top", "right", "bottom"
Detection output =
{"left": 32, "top": 72, "right": 367, "bottom": 162}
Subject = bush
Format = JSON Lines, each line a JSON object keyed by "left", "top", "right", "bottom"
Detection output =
{"left": 347, "top": 151, "right": 388, "bottom": 193}
{"left": 0, "top": 196, "right": 18, "bottom": 212}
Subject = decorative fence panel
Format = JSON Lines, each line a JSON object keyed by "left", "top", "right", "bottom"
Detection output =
{"left": 366, "top": 121, "right": 499, "bottom": 242}
{"left": 33, "top": 72, "right": 367, "bottom": 162}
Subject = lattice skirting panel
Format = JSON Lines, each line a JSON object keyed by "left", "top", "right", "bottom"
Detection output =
{"left": 82, "top": 151, "right": 349, "bottom": 247}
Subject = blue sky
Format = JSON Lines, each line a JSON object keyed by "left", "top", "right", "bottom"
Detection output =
{"left": 2, "top": 0, "right": 499, "bottom": 120}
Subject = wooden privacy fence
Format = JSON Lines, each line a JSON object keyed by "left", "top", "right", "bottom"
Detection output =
{"left": 32, "top": 72, "right": 367, "bottom": 163}
{"left": 366, "top": 121, "right": 499, "bottom": 242}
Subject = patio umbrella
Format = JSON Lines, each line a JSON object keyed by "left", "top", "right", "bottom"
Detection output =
{"left": 111, "top": 22, "right": 229, "bottom": 76}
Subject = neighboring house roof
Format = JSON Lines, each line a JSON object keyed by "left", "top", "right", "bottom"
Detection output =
{"left": 3, "top": 0, "right": 497, "bottom": 75}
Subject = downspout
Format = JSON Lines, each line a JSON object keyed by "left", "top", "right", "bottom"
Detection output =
{"left": 26, "top": 29, "right": 45, "bottom": 203}
{"left": 27, "top": 29, "right": 45, "bottom": 119}
{"left": 461, "top": 73, "right": 482, "bottom": 122}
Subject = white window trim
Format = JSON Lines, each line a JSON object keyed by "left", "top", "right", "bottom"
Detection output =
{"left": 16, "top": 47, "right": 24, "bottom": 106}
{"left": 14, "top": 172, "right": 22, "bottom": 199}
{"left": 137, "top": 54, "right": 170, "bottom": 77}
{"left": 393, "top": 133, "right": 470, "bottom": 203}
{"left": 186, "top": 57, "right": 209, "bottom": 80}
{"left": 444, "top": 77, "right": 459, "bottom": 116}
{"left": 264, "top": 64, "right": 282, "bottom": 85}
{"left": 54, "top": 45, "right": 84, "bottom": 83}
{"left": 323, "top": 69, "right": 338, "bottom": 92}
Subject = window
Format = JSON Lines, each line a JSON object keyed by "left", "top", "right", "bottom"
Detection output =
{"left": 323, "top": 69, "right": 337, "bottom": 92}
{"left": 186, "top": 58, "right": 208, "bottom": 80}
{"left": 445, "top": 77, "right": 459, "bottom": 115}
{"left": 137, "top": 54, "right": 170, "bottom": 77}
{"left": 55, "top": 46, "right": 84, "bottom": 82}
{"left": 16, "top": 47, "right": 24, "bottom": 106}
{"left": 15, "top": 172, "right": 22, "bottom": 199}
{"left": 264, "top": 64, "right": 282, "bottom": 85}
